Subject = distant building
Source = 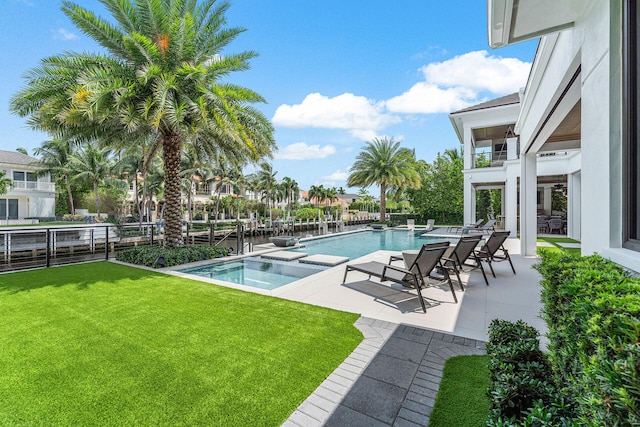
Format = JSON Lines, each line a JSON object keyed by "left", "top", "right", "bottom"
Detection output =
{"left": 0, "top": 150, "right": 56, "bottom": 221}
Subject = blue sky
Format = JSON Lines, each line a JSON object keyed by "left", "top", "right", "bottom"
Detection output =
{"left": 0, "top": 0, "right": 537, "bottom": 192}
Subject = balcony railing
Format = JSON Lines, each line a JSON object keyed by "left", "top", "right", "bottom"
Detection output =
{"left": 11, "top": 181, "right": 55, "bottom": 192}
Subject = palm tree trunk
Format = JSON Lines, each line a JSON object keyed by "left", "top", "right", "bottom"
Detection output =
{"left": 65, "top": 174, "right": 74, "bottom": 215}
{"left": 94, "top": 181, "right": 101, "bottom": 217}
{"left": 162, "top": 131, "right": 184, "bottom": 247}
{"left": 379, "top": 182, "right": 386, "bottom": 222}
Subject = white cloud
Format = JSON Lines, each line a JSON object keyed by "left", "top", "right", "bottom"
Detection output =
{"left": 275, "top": 142, "right": 336, "bottom": 160}
{"left": 55, "top": 28, "right": 78, "bottom": 40}
{"left": 422, "top": 50, "right": 530, "bottom": 94}
{"left": 272, "top": 93, "right": 400, "bottom": 140}
{"left": 322, "top": 170, "right": 349, "bottom": 183}
{"left": 386, "top": 50, "right": 531, "bottom": 114}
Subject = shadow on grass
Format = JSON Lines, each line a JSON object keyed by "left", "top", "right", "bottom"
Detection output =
{"left": 0, "top": 261, "right": 164, "bottom": 294}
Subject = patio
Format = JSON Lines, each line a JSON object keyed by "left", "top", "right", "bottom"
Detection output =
{"left": 273, "top": 236, "right": 546, "bottom": 426}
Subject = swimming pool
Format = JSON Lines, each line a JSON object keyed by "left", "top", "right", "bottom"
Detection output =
{"left": 294, "top": 229, "right": 448, "bottom": 258}
{"left": 178, "top": 230, "right": 453, "bottom": 289}
{"left": 180, "top": 257, "right": 328, "bottom": 290}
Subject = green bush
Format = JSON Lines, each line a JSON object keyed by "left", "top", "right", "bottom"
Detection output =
{"left": 116, "top": 245, "right": 228, "bottom": 268}
{"left": 486, "top": 320, "right": 566, "bottom": 425}
{"left": 295, "top": 207, "right": 323, "bottom": 220}
{"left": 534, "top": 252, "right": 640, "bottom": 426}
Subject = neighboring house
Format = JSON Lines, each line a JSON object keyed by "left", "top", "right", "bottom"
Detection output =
{"left": 0, "top": 150, "right": 55, "bottom": 221}
{"left": 449, "top": 93, "right": 580, "bottom": 242}
{"left": 484, "top": 0, "right": 640, "bottom": 271}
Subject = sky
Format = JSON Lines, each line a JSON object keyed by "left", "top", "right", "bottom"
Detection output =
{"left": 0, "top": 0, "right": 537, "bottom": 193}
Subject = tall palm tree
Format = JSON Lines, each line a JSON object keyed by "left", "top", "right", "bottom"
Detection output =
{"left": 347, "top": 137, "right": 421, "bottom": 222}
{"left": 34, "top": 138, "right": 77, "bottom": 215}
{"left": 308, "top": 185, "right": 325, "bottom": 207}
{"left": 256, "top": 162, "right": 277, "bottom": 216}
{"left": 70, "top": 143, "right": 113, "bottom": 217}
{"left": 11, "top": 0, "right": 275, "bottom": 247}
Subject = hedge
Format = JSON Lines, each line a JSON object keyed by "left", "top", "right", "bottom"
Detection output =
{"left": 534, "top": 251, "right": 640, "bottom": 426}
{"left": 115, "top": 245, "right": 228, "bottom": 268}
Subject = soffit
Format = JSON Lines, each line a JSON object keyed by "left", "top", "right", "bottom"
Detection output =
{"left": 488, "top": 0, "right": 582, "bottom": 48}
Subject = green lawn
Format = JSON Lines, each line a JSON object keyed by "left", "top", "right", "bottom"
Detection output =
{"left": 429, "top": 355, "right": 491, "bottom": 427}
{"left": 537, "top": 236, "right": 581, "bottom": 255}
{"left": 0, "top": 262, "right": 363, "bottom": 426}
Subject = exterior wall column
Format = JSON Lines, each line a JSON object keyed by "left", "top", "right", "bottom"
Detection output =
{"left": 463, "top": 125, "right": 476, "bottom": 225}
{"left": 505, "top": 174, "right": 518, "bottom": 237}
{"left": 520, "top": 152, "right": 538, "bottom": 256}
{"left": 506, "top": 137, "right": 518, "bottom": 160}
{"left": 543, "top": 186, "right": 552, "bottom": 215}
{"left": 568, "top": 171, "right": 581, "bottom": 240}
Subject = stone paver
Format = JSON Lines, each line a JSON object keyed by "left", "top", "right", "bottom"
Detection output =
{"left": 283, "top": 317, "right": 486, "bottom": 426}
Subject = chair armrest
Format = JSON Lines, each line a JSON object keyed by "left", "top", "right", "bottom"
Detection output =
{"left": 384, "top": 263, "right": 412, "bottom": 275}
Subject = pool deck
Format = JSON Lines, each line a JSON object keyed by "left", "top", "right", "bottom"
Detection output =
{"left": 276, "top": 233, "right": 546, "bottom": 426}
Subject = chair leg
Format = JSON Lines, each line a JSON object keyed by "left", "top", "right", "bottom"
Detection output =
{"left": 446, "top": 276, "right": 458, "bottom": 303}
{"left": 486, "top": 259, "right": 496, "bottom": 277}
{"left": 478, "top": 262, "right": 490, "bottom": 286}
{"left": 342, "top": 267, "right": 349, "bottom": 284}
{"left": 414, "top": 280, "right": 428, "bottom": 313}
{"left": 453, "top": 265, "right": 464, "bottom": 292}
{"left": 506, "top": 252, "right": 516, "bottom": 274}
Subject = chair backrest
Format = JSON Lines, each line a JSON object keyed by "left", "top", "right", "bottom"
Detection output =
{"left": 479, "top": 231, "right": 510, "bottom": 256}
{"left": 426, "top": 218, "right": 435, "bottom": 231}
{"left": 481, "top": 219, "right": 497, "bottom": 230}
{"left": 548, "top": 218, "right": 563, "bottom": 228}
{"left": 473, "top": 218, "right": 485, "bottom": 228}
{"left": 406, "top": 241, "right": 450, "bottom": 279}
{"left": 451, "top": 235, "right": 483, "bottom": 265}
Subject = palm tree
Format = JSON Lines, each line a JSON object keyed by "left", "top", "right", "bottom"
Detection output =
{"left": 11, "top": 1, "right": 275, "bottom": 247}
{"left": 308, "top": 185, "right": 325, "bottom": 207}
{"left": 347, "top": 137, "right": 421, "bottom": 222}
{"left": 70, "top": 143, "right": 113, "bottom": 217}
{"left": 0, "top": 171, "right": 11, "bottom": 196}
{"left": 280, "top": 176, "right": 299, "bottom": 211}
{"left": 34, "top": 138, "right": 77, "bottom": 215}
{"left": 257, "top": 162, "right": 277, "bottom": 216}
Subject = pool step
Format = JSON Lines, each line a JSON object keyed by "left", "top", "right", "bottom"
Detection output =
{"left": 261, "top": 251, "right": 308, "bottom": 261}
{"left": 298, "top": 254, "right": 350, "bottom": 266}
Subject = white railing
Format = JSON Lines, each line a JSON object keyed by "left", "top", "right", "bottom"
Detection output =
{"left": 11, "top": 181, "right": 56, "bottom": 192}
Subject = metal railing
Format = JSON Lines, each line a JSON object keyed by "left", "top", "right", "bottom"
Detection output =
{"left": 11, "top": 181, "right": 56, "bottom": 191}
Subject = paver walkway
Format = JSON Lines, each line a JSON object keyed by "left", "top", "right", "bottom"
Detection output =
{"left": 283, "top": 317, "right": 486, "bottom": 426}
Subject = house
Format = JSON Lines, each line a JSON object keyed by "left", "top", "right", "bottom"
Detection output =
{"left": 0, "top": 150, "right": 55, "bottom": 222}
{"left": 449, "top": 93, "right": 580, "bottom": 242}
{"left": 480, "top": 0, "right": 639, "bottom": 271}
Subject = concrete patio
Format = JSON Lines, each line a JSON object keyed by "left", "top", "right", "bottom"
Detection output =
{"left": 275, "top": 237, "right": 546, "bottom": 426}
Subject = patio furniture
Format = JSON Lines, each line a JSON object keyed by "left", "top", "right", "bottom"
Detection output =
{"left": 537, "top": 217, "right": 549, "bottom": 233}
{"left": 425, "top": 218, "right": 435, "bottom": 232}
{"left": 469, "top": 218, "right": 497, "bottom": 234}
{"left": 449, "top": 218, "right": 484, "bottom": 234}
{"left": 441, "top": 234, "right": 489, "bottom": 289}
{"left": 474, "top": 231, "right": 516, "bottom": 277}
{"left": 548, "top": 218, "right": 565, "bottom": 234}
{"left": 342, "top": 241, "right": 456, "bottom": 312}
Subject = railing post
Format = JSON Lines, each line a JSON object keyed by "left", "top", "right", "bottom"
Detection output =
{"left": 209, "top": 222, "right": 214, "bottom": 245}
{"left": 151, "top": 224, "right": 154, "bottom": 245}
{"left": 105, "top": 225, "right": 109, "bottom": 260}
{"left": 185, "top": 222, "right": 190, "bottom": 245}
{"left": 46, "top": 228, "right": 51, "bottom": 268}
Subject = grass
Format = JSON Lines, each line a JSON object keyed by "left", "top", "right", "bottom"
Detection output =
{"left": 537, "top": 236, "right": 581, "bottom": 255}
{"left": 0, "top": 262, "right": 363, "bottom": 426}
{"left": 429, "top": 355, "right": 491, "bottom": 427}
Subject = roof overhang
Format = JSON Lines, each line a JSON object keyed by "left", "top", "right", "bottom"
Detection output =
{"left": 487, "top": 0, "right": 582, "bottom": 48}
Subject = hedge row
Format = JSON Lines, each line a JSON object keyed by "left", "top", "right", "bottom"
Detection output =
{"left": 486, "top": 319, "right": 575, "bottom": 426}
{"left": 115, "top": 245, "right": 228, "bottom": 268}
{"left": 534, "top": 251, "right": 640, "bottom": 426}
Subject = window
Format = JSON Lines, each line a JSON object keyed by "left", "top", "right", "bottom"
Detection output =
{"left": 12, "top": 171, "right": 24, "bottom": 181}
{"left": 624, "top": 0, "right": 640, "bottom": 250}
{"left": 0, "top": 199, "right": 18, "bottom": 220}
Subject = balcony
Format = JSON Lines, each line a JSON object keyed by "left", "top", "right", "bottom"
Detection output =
{"left": 11, "top": 181, "right": 55, "bottom": 192}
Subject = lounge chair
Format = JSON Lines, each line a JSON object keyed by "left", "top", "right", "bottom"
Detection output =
{"left": 441, "top": 234, "right": 489, "bottom": 289}
{"left": 474, "top": 231, "right": 516, "bottom": 277}
{"left": 425, "top": 218, "right": 435, "bottom": 232}
{"left": 449, "top": 218, "right": 484, "bottom": 234}
{"left": 343, "top": 242, "right": 456, "bottom": 312}
{"left": 469, "top": 218, "right": 497, "bottom": 235}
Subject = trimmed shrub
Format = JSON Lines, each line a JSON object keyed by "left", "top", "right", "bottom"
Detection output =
{"left": 116, "top": 245, "right": 228, "bottom": 268}
{"left": 534, "top": 251, "right": 640, "bottom": 426}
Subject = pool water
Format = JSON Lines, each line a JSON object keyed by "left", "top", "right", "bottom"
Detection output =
{"left": 179, "top": 230, "right": 453, "bottom": 290}
{"left": 180, "top": 257, "right": 328, "bottom": 290}
{"left": 294, "top": 230, "right": 449, "bottom": 259}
